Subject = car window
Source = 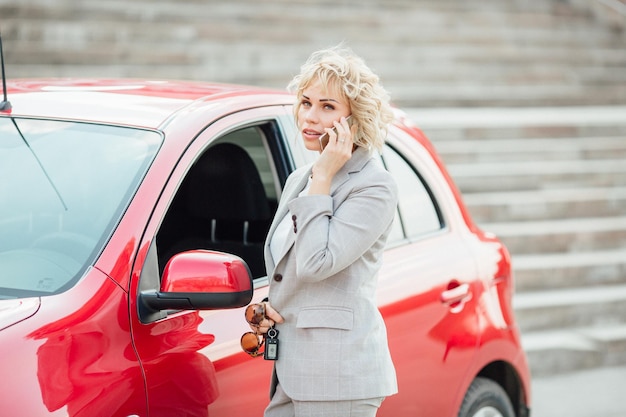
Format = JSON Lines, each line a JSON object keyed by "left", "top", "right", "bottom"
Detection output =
{"left": 380, "top": 144, "right": 444, "bottom": 245}
{"left": 156, "top": 122, "right": 282, "bottom": 280}
{"left": 0, "top": 118, "right": 162, "bottom": 298}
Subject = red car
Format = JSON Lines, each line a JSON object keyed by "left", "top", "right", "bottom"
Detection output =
{"left": 0, "top": 78, "right": 531, "bottom": 417}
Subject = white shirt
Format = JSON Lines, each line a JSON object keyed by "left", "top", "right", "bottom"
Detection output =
{"left": 269, "top": 175, "right": 313, "bottom": 263}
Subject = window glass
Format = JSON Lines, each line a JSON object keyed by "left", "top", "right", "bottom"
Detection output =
{"left": 381, "top": 144, "right": 443, "bottom": 241}
{"left": 0, "top": 118, "right": 162, "bottom": 298}
{"left": 386, "top": 207, "right": 405, "bottom": 245}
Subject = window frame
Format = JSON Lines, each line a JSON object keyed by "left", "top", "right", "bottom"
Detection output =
{"left": 380, "top": 142, "right": 445, "bottom": 246}
{"left": 382, "top": 126, "right": 459, "bottom": 247}
{"left": 136, "top": 106, "right": 295, "bottom": 304}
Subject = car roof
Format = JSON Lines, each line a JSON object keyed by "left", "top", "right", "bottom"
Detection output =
{"left": 1, "top": 78, "right": 292, "bottom": 129}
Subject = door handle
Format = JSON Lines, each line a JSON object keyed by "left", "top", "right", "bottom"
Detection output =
{"left": 440, "top": 282, "right": 471, "bottom": 312}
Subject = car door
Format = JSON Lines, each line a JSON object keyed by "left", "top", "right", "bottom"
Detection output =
{"left": 199, "top": 109, "right": 301, "bottom": 416}
{"left": 128, "top": 105, "right": 295, "bottom": 417}
{"left": 376, "top": 129, "right": 481, "bottom": 416}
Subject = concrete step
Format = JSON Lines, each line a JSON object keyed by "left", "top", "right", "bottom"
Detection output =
{"left": 521, "top": 323, "right": 626, "bottom": 376}
{"left": 464, "top": 186, "right": 626, "bottom": 223}
{"left": 435, "top": 136, "right": 626, "bottom": 164}
{"left": 447, "top": 158, "right": 626, "bottom": 192}
{"left": 1, "top": 0, "right": 613, "bottom": 31}
{"left": 513, "top": 248, "right": 626, "bottom": 292}
{"left": 426, "top": 123, "right": 626, "bottom": 141}
{"left": 6, "top": 20, "right": 623, "bottom": 64}
{"left": 391, "top": 84, "right": 626, "bottom": 107}
{"left": 408, "top": 112, "right": 626, "bottom": 145}
{"left": 4, "top": 1, "right": 622, "bottom": 45}
{"left": 7, "top": 18, "right": 623, "bottom": 58}
{"left": 8, "top": 61, "right": 626, "bottom": 108}
{"left": 484, "top": 216, "right": 626, "bottom": 254}
{"left": 514, "top": 284, "right": 626, "bottom": 333}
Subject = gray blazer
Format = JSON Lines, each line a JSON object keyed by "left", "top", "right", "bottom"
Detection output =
{"left": 264, "top": 146, "right": 399, "bottom": 402}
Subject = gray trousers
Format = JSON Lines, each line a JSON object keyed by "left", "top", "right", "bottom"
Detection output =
{"left": 264, "top": 384, "right": 385, "bottom": 417}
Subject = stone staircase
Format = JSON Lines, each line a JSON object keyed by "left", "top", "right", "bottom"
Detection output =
{"left": 407, "top": 106, "right": 626, "bottom": 377}
{"left": 1, "top": 0, "right": 625, "bottom": 107}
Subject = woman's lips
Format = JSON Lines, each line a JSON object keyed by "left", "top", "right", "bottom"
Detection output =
{"left": 302, "top": 129, "right": 322, "bottom": 140}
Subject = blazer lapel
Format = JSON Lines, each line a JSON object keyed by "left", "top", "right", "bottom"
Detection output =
{"left": 264, "top": 147, "right": 374, "bottom": 274}
{"left": 328, "top": 147, "right": 371, "bottom": 195}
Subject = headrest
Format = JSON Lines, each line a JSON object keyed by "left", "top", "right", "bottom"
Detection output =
{"left": 185, "top": 143, "right": 271, "bottom": 221}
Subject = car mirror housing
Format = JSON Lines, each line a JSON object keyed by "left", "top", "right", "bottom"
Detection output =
{"left": 139, "top": 250, "right": 254, "bottom": 323}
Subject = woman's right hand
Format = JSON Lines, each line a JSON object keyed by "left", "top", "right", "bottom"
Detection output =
{"left": 309, "top": 117, "right": 355, "bottom": 195}
{"left": 250, "top": 302, "right": 284, "bottom": 335}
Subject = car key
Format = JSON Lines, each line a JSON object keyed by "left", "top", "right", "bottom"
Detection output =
{"left": 264, "top": 326, "right": 279, "bottom": 361}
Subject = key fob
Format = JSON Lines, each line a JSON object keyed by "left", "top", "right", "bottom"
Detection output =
{"left": 264, "top": 327, "right": 279, "bottom": 361}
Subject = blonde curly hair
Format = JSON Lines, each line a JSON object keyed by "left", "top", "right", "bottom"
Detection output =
{"left": 287, "top": 45, "right": 394, "bottom": 152}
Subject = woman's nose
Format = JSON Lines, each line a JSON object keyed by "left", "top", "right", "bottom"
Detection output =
{"left": 304, "top": 108, "right": 319, "bottom": 124}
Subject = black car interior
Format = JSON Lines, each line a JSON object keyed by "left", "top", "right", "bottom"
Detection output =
{"left": 157, "top": 128, "right": 279, "bottom": 279}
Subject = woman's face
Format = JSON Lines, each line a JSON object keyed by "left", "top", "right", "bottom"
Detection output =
{"left": 297, "top": 78, "right": 351, "bottom": 152}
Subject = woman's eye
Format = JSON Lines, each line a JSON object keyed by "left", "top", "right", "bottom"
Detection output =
{"left": 323, "top": 104, "right": 335, "bottom": 110}
{"left": 301, "top": 100, "right": 311, "bottom": 107}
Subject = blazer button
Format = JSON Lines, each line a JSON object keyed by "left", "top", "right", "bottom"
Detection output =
{"left": 273, "top": 274, "right": 283, "bottom": 282}
{"left": 292, "top": 214, "right": 297, "bottom": 221}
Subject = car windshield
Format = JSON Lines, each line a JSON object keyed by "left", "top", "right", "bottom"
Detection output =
{"left": 0, "top": 117, "right": 162, "bottom": 299}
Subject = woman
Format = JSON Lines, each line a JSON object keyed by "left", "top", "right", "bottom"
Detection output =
{"left": 248, "top": 45, "right": 398, "bottom": 417}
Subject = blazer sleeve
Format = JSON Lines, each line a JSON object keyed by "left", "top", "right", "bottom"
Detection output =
{"left": 286, "top": 162, "right": 398, "bottom": 282}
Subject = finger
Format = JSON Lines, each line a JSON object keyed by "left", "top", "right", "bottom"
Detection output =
{"left": 328, "top": 126, "right": 339, "bottom": 144}
{"left": 264, "top": 303, "right": 284, "bottom": 323}
{"left": 256, "top": 324, "right": 270, "bottom": 334}
{"left": 332, "top": 122, "right": 347, "bottom": 145}
{"left": 341, "top": 118, "right": 354, "bottom": 140}
{"left": 252, "top": 318, "right": 272, "bottom": 334}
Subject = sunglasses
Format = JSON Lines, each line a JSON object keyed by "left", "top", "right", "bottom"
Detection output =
{"left": 245, "top": 303, "right": 266, "bottom": 326}
{"left": 240, "top": 303, "right": 266, "bottom": 357}
{"left": 240, "top": 332, "right": 264, "bottom": 357}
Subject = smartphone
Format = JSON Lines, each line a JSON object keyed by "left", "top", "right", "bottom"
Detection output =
{"left": 318, "top": 115, "right": 352, "bottom": 151}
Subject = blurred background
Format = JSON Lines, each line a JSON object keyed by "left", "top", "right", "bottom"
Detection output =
{"left": 1, "top": 0, "right": 625, "bottom": 415}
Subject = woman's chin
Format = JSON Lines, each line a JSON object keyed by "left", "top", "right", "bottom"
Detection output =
{"left": 304, "top": 139, "right": 322, "bottom": 152}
